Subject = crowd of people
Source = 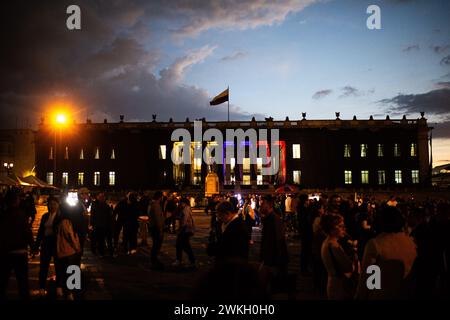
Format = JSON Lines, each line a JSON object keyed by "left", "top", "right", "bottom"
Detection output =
{"left": 1, "top": 186, "right": 449, "bottom": 300}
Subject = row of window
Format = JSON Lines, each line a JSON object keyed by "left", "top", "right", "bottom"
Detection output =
{"left": 46, "top": 169, "right": 420, "bottom": 187}
{"left": 46, "top": 171, "right": 116, "bottom": 186}
{"left": 162, "top": 143, "right": 417, "bottom": 161}
{"left": 343, "top": 169, "right": 419, "bottom": 185}
{"left": 51, "top": 143, "right": 417, "bottom": 163}
{"left": 344, "top": 143, "right": 417, "bottom": 158}
{"left": 49, "top": 147, "right": 116, "bottom": 160}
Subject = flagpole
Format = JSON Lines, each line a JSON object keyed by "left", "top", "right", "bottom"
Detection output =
{"left": 227, "top": 86, "right": 230, "bottom": 122}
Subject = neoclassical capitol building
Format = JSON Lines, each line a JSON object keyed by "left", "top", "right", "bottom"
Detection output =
{"left": 35, "top": 113, "right": 432, "bottom": 192}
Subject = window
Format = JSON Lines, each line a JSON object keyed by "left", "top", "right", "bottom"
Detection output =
{"left": 377, "top": 144, "right": 384, "bottom": 157}
{"left": 64, "top": 146, "right": 69, "bottom": 160}
{"left": 411, "top": 170, "right": 419, "bottom": 184}
{"left": 172, "top": 142, "right": 185, "bottom": 184}
{"left": 109, "top": 171, "right": 115, "bottom": 186}
{"left": 410, "top": 143, "right": 417, "bottom": 157}
{"left": 80, "top": 148, "right": 84, "bottom": 160}
{"left": 172, "top": 142, "right": 184, "bottom": 164}
{"left": 361, "top": 170, "right": 369, "bottom": 184}
{"left": 395, "top": 170, "right": 402, "bottom": 184}
{"left": 46, "top": 172, "right": 54, "bottom": 185}
{"left": 49, "top": 147, "right": 54, "bottom": 160}
{"left": 257, "top": 175, "right": 263, "bottom": 185}
{"left": 257, "top": 158, "right": 263, "bottom": 172}
{"left": 360, "top": 144, "right": 368, "bottom": 157}
{"left": 62, "top": 172, "right": 68, "bottom": 185}
{"left": 292, "top": 144, "right": 301, "bottom": 159}
{"left": 192, "top": 157, "right": 202, "bottom": 185}
{"left": 230, "top": 158, "right": 236, "bottom": 171}
{"left": 344, "top": 144, "right": 351, "bottom": 158}
{"left": 95, "top": 147, "right": 100, "bottom": 159}
{"left": 111, "top": 148, "right": 116, "bottom": 160}
{"left": 94, "top": 171, "right": 100, "bottom": 186}
{"left": 194, "top": 158, "right": 202, "bottom": 171}
{"left": 243, "top": 158, "right": 250, "bottom": 173}
{"left": 394, "top": 144, "right": 401, "bottom": 157}
{"left": 243, "top": 175, "right": 251, "bottom": 185}
{"left": 378, "top": 170, "right": 385, "bottom": 185}
{"left": 159, "top": 145, "right": 166, "bottom": 160}
{"left": 77, "top": 172, "right": 84, "bottom": 186}
{"left": 344, "top": 170, "right": 352, "bottom": 184}
{"left": 293, "top": 170, "right": 301, "bottom": 184}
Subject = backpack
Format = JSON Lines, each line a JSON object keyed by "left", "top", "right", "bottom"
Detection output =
{"left": 56, "top": 219, "right": 81, "bottom": 258}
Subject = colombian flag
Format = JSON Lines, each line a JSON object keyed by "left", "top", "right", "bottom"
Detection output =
{"left": 209, "top": 88, "right": 229, "bottom": 106}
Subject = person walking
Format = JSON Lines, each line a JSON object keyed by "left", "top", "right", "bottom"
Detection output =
{"left": 90, "top": 192, "right": 114, "bottom": 257}
{"left": 173, "top": 198, "right": 196, "bottom": 267}
{"left": 122, "top": 192, "right": 140, "bottom": 255}
{"left": 148, "top": 191, "right": 165, "bottom": 269}
{"left": 259, "top": 195, "right": 289, "bottom": 295}
{"left": 33, "top": 196, "right": 61, "bottom": 297}
{"left": 55, "top": 209, "right": 81, "bottom": 300}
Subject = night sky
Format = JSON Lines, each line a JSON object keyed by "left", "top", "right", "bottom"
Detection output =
{"left": 0, "top": 0, "right": 449, "bottom": 164}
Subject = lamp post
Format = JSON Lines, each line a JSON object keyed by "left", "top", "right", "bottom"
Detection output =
{"left": 3, "top": 162, "right": 14, "bottom": 175}
{"left": 53, "top": 113, "right": 68, "bottom": 187}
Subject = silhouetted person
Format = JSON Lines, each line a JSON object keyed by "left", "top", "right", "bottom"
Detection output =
{"left": 259, "top": 195, "right": 289, "bottom": 295}
{"left": 90, "top": 193, "right": 114, "bottom": 257}
{"left": 173, "top": 198, "right": 196, "bottom": 267}
{"left": 356, "top": 206, "right": 416, "bottom": 300}
{"left": 21, "top": 191, "right": 36, "bottom": 227}
{"left": 123, "top": 192, "right": 140, "bottom": 255}
{"left": 212, "top": 200, "right": 249, "bottom": 264}
{"left": 148, "top": 191, "right": 165, "bottom": 269}
{"left": 33, "top": 196, "right": 61, "bottom": 297}
{"left": 297, "top": 194, "right": 313, "bottom": 273}
{"left": 0, "top": 189, "right": 33, "bottom": 300}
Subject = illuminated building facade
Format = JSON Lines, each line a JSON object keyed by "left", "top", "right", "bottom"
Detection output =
{"left": 35, "top": 114, "right": 432, "bottom": 191}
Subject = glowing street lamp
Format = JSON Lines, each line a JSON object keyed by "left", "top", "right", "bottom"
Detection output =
{"left": 55, "top": 113, "right": 67, "bottom": 125}
{"left": 3, "top": 162, "right": 14, "bottom": 175}
{"left": 52, "top": 112, "right": 69, "bottom": 187}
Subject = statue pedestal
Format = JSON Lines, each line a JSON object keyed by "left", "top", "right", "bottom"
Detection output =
{"left": 205, "top": 172, "right": 219, "bottom": 197}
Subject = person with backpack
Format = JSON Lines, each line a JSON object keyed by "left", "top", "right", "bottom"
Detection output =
{"left": 55, "top": 207, "right": 81, "bottom": 300}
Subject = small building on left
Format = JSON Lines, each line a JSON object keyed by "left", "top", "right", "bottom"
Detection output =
{"left": 0, "top": 129, "right": 36, "bottom": 178}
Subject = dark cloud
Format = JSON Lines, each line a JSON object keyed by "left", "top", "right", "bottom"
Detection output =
{"left": 339, "top": 86, "right": 361, "bottom": 98}
{"left": 312, "top": 89, "right": 332, "bottom": 99}
{"left": 1, "top": 1, "right": 283, "bottom": 129}
{"left": 435, "top": 82, "right": 450, "bottom": 89}
{"left": 378, "top": 89, "right": 450, "bottom": 115}
{"left": 403, "top": 44, "right": 420, "bottom": 52}
{"left": 158, "top": 0, "right": 317, "bottom": 38}
{"left": 431, "top": 121, "right": 450, "bottom": 139}
{"left": 430, "top": 44, "right": 450, "bottom": 54}
{"left": 441, "top": 55, "right": 450, "bottom": 65}
{"left": 220, "top": 51, "right": 247, "bottom": 62}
